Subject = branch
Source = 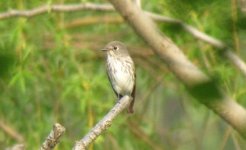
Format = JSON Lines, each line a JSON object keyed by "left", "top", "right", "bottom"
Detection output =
{"left": 0, "top": 119, "right": 24, "bottom": 142}
{"left": 40, "top": 123, "right": 65, "bottom": 150}
{"left": 73, "top": 95, "right": 132, "bottom": 150}
{"left": 108, "top": 0, "right": 246, "bottom": 138}
{"left": 146, "top": 12, "right": 225, "bottom": 49}
{"left": 240, "top": 0, "right": 246, "bottom": 13}
{"left": 0, "top": 3, "right": 114, "bottom": 19}
{"left": 1, "top": 3, "right": 246, "bottom": 78}
{"left": 5, "top": 144, "right": 25, "bottom": 150}
{"left": 147, "top": 12, "right": 246, "bottom": 77}
{"left": 133, "top": 0, "right": 141, "bottom": 8}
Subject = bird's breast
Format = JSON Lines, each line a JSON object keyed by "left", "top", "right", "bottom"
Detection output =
{"left": 107, "top": 56, "right": 135, "bottom": 95}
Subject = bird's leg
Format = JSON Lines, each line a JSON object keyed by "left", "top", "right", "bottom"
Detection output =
{"left": 117, "top": 94, "right": 120, "bottom": 101}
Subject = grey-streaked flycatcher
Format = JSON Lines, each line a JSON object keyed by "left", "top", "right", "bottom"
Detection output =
{"left": 101, "top": 41, "right": 136, "bottom": 113}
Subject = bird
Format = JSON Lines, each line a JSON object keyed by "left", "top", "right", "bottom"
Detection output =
{"left": 101, "top": 41, "right": 136, "bottom": 113}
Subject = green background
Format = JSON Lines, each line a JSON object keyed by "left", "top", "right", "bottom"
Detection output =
{"left": 0, "top": 0, "right": 246, "bottom": 149}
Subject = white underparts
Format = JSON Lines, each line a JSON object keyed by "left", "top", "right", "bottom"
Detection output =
{"left": 107, "top": 55, "right": 135, "bottom": 96}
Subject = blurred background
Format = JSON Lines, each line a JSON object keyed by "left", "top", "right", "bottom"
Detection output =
{"left": 0, "top": 0, "right": 246, "bottom": 149}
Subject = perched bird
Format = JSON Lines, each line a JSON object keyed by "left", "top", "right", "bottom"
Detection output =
{"left": 101, "top": 41, "right": 136, "bottom": 113}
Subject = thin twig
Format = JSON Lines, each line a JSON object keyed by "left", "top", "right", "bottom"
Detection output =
{"left": 147, "top": 12, "right": 246, "bottom": 77}
{"left": 0, "top": 3, "right": 114, "bottom": 19}
{"left": 5, "top": 144, "right": 25, "bottom": 150}
{"left": 40, "top": 123, "right": 65, "bottom": 150}
{"left": 73, "top": 95, "right": 132, "bottom": 150}
{"left": 0, "top": 119, "right": 24, "bottom": 142}
{"left": 224, "top": 50, "right": 246, "bottom": 76}
{"left": 149, "top": 12, "right": 226, "bottom": 49}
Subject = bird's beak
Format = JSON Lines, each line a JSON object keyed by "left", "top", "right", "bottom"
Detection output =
{"left": 101, "top": 48, "right": 108, "bottom": 51}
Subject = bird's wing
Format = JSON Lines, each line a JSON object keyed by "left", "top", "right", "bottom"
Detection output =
{"left": 106, "top": 70, "right": 122, "bottom": 99}
{"left": 128, "top": 72, "right": 136, "bottom": 113}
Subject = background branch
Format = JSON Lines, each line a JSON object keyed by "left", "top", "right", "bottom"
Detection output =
{"left": 147, "top": 12, "right": 246, "bottom": 78}
{"left": 40, "top": 123, "right": 65, "bottom": 150}
{"left": 73, "top": 96, "right": 132, "bottom": 150}
{"left": 1, "top": 3, "right": 245, "bottom": 78}
{"left": 0, "top": 3, "right": 113, "bottom": 19}
{"left": 108, "top": 0, "right": 246, "bottom": 138}
{"left": 5, "top": 144, "right": 25, "bottom": 150}
{"left": 0, "top": 119, "right": 24, "bottom": 143}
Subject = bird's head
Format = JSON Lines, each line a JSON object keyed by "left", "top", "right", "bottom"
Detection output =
{"left": 101, "top": 41, "right": 129, "bottom": 57}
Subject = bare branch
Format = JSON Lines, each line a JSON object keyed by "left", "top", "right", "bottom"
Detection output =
{"left": 40, "top": 123, "right": 65, "bottom": 150}
{"left": 147, "top": 12, "right": 246, "bottom": 77}
{"left": 0, "top": 119, "right": 24, "bottom": 143}
{"left": 132, "top": 0, "right": 141, "bottom": 8}
{"left": 5, "top": 144, "right": 25, "bottom": 150}
{"left": 0, "top": 3, "right": 114, "bottom": 19}
{"left": 149, "top": 15, "right": 225, "bottom": 48}
{"left": 224, "top": 50, "right": 246, "bottom": 76}
{"left": 240, "top": 0, "right": 246, "bottom": 13}
{"left": 108, "top": 0, "right": 246, "bottom": 138}
{"left": 73, "top": 96, "right": 132, "bottom": 150}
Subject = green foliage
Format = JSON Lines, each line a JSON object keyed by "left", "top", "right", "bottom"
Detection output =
{"left": 0, "top": 0, "right": 246, "bottom": 150}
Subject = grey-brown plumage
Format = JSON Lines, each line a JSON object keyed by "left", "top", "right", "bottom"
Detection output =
{"left": 101, "top": 41, "right": 136, "bottom": 113}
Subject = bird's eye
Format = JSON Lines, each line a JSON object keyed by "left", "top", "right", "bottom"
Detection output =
{"left": 113, "top": 46, "right": 118, "bottom": 50}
